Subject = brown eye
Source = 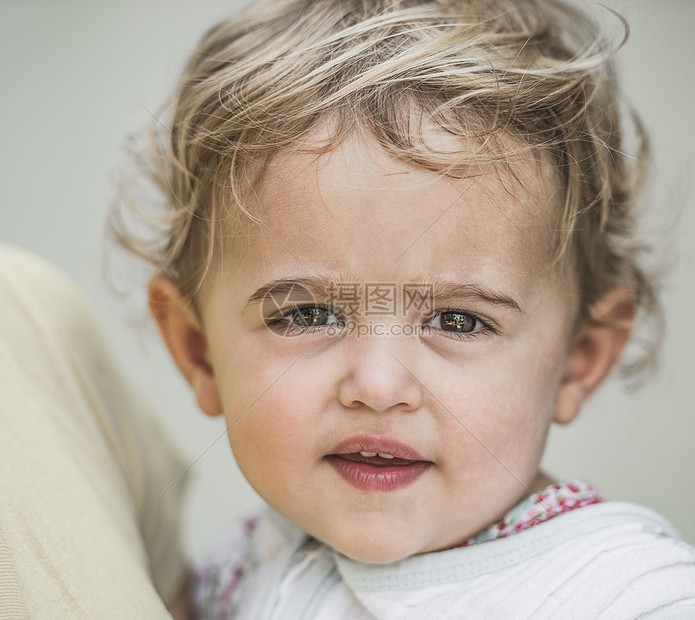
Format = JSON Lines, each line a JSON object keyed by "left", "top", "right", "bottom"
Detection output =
{"left": 439, "top": 311, "right": 477, "bottom": 333}
{"left": 292, "top": 306, "right": 329, "bottom": 327}
{"left": 266, "top": 304, "right": 344, "bottom": 337}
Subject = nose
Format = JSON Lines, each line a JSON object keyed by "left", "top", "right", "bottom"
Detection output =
{"left": 337, "top": 334, "right": 425, "bottom": 413}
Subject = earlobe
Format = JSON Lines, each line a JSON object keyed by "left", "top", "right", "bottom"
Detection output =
{"left": 554, "top": 287, "right": 635, "bottom": 425}
{"left": 148, "top": 274, "right": 224, "bottom": 417}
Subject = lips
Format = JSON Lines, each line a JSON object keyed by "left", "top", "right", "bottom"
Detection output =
{"left": 329, "top": 435, "right": 427, "bottom": 461}
{"left": 326, "top": 435, "right": 431, "bottom": 492}
{"left": 335, "top": 452, "right": 417, "bottom": 466}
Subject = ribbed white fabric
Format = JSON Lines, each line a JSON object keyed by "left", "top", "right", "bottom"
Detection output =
{"left": 193, "top": 501, "right": 695, "bottom": 619}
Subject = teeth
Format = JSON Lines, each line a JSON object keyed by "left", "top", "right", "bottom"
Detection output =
{"left": 358, "top": 451, "right": 395, "bottom": 459}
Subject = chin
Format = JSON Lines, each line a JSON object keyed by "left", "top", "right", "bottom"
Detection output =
{"left": 324, "top": 529, "right": 424, "bottom": 564}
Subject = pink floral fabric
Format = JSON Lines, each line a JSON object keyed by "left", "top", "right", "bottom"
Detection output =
{"left": 455, "top": 479, "right": 605, "bottom": 547}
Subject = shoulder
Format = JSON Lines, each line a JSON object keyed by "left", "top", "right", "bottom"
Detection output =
{"left": 338, "top": 501, "right": 695, "bottom": 618}
{"left": 190, "top": 511, "right": 261, "bottom": 616}
{"left": 536, "top": 499, "right": 694, "bottom": 556}
{"left": 0, "top": 243, "right": 108, "bottom": 367}
{"left": 0, "top": 243, "right": 86, "bottom": 310}
{"left": 496, "top": 501, "right": 695, "bottom": 616}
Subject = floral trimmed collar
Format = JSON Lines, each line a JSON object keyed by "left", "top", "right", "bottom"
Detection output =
{"left": 456, "top": 479, "right": 605, "bottom": 548}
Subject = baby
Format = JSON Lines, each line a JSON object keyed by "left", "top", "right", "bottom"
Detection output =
{"left": 112, "top": 0, "right": 695, "bottom": 617}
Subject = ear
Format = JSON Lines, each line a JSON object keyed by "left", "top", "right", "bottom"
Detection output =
{"left": 148, "top": 274, "right": 223, "bottom": 417}
{"left": 554, "top": 287, "right": 635, "bottom": 425}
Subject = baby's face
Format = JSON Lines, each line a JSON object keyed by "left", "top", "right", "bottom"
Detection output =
{"left": 196, "top": 133, "right": 579, "bottom": 563}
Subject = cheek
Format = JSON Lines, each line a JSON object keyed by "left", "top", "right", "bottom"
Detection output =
{"left": 224, "top": 382, "right": 305, "bottom": 454}
{"left": 433, "top": 345, "right": 563, "bottom": 468}
{"left": 220, "top": 355, "right": 330, "bottom": 474}
{"left": 223, "top": 391, "right": 313, "bottom": 511}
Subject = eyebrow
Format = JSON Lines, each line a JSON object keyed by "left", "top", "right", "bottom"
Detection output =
{"left": 247, "top": 276, "right": 522, "bottom": 313}
{"left": 246, "top": 277, "right": 338, "bottom": 305}
{"left": 426, "top": 279, "right": 523, "bottom": 313}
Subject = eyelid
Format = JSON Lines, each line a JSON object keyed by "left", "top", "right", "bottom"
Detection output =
{"left": 270, "top": 303, "right": 339, "bottom": 320}
{"left": 266, "top": 303, "right": 344, "bottom": 333}
{"left": 266, "top": 304, "right": 500, "bottom": 341}
{"left": 425, "top": 307, "right": 499, "bottom": 338}
{"left": 428, "top": 307, "right": 497, "bottom": 327}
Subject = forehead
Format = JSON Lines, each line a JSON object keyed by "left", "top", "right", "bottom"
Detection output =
{"left": 209, "top": 128, "right": 568, "bottom": 314}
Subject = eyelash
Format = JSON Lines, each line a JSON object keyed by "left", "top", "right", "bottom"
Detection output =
{"left": 264, "top": 305, "right": 345, "bottom": 340}
{"left": 266, "top": 304, "right": 496, "bottom": 341}
{"left": 425, "top": 307, "right": 496, "bottom": 341}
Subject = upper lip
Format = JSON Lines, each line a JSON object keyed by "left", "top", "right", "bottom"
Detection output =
{"left": 328, "top": 434, "right": 428, "bottom": 461}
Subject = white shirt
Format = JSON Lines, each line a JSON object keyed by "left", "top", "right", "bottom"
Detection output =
{"left": 192, "top": 501, "right": 695, "bottom": 619}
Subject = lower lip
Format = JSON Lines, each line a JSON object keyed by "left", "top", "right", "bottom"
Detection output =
{"left": 326, "top": 456, "right": 430, "bottom": 492}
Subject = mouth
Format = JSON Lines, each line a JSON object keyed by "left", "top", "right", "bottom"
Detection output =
{"left": 326, "top": 435, "right": 431, "bottom": 492}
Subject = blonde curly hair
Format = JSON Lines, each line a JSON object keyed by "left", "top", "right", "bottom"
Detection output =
{"left": 110, "top": 0, "right": 660, "bottom": 377}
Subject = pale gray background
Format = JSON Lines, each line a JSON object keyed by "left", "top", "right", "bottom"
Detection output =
{"left": 1, "top": 0, "right": 693, "bottom": 555}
